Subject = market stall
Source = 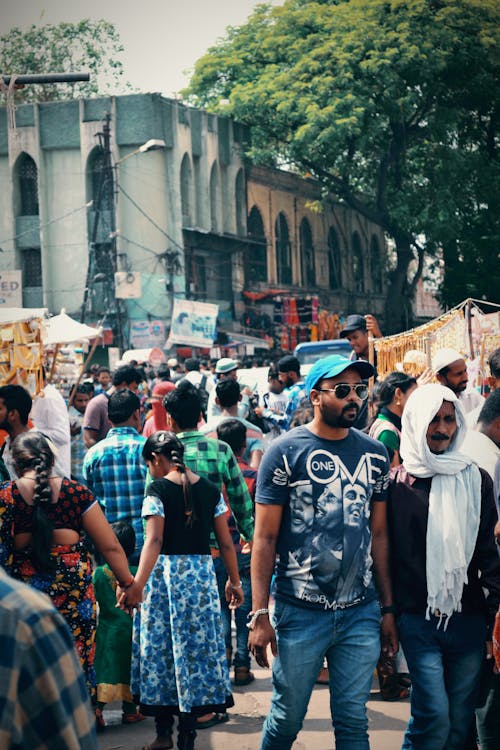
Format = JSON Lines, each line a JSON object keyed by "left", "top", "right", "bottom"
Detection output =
{"left": 42, "top": 310, "right": 103, "bottom": 403}
{"left": 374, "top": 298, "right": 500, "bottom": 387}
{"left": 0, "top": 307, "right": 47, "bottom": 394}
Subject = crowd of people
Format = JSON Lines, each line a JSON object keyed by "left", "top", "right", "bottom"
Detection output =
{"left": 0, "top": 312, "right": 499, "bottom": 750}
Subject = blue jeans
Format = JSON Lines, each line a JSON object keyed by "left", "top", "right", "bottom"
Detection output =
{"left": 214, "top": 554, "right": 252, "bottom": 669}
{"left": 398, "top": 611, "right": 486, "bottom": 750}
{"left": 261, "top": 597, "right": 380, "bottom": 750}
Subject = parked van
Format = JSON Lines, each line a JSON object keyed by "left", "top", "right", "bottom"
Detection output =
{"left": 294, "top": 339, "right": 352, "bottom": 366}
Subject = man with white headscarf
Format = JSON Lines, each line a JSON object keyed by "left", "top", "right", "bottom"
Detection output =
{"left": 387, "top": 384, "right": 500, "bottom": 750}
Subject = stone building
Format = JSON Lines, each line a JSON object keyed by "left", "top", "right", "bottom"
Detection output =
{"left": 0, "top": 92, "right": 388, "bottom": 351}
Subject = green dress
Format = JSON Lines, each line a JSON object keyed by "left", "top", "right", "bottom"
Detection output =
{"left": 93, "top": 563, "right": 137, "bottom": 704}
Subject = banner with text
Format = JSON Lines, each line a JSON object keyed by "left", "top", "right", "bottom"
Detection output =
{"left": 166, "top": 299, "right": 218, "bottom": 349}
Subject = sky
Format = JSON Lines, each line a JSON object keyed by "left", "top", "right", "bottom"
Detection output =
{"left": 3, "top": 0, "right": 281, "bottom": 98}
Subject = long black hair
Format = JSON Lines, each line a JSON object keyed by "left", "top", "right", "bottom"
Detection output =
{"left": 12, "top": 431, "right": 56, "bottom": 573}
{"left": 142, "top": 431, "right": 196, "bottom": 526}
{"left": 376, "top": 372, "right": 417, "bottom": 415}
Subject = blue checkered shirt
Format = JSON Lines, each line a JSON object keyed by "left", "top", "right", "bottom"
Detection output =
{"left": 82, "top": 427, "right": 147, "bottom": 554}
{"left": 0, "top": 567, "right": 97, "bottom": 749}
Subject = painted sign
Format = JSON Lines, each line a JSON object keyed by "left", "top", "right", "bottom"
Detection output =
{"left": 0, "top": 271, "right": 22, "bottom": 307}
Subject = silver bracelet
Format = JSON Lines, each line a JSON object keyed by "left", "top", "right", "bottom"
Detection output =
{"left": 246, "top": 608, "right": 270, "bottom": 630}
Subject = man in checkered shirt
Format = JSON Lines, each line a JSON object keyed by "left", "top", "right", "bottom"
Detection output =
{"left": 83, "top": 389, "right": 147, "bottom": 564}
{"left": 0, "top": 567, "right": 97, "bottom": 749}
{"left": 163, "top": 381, "right": 254, "bottom": 548}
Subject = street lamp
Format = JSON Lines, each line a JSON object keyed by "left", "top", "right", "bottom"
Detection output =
{"left": 115, "top": 138, "right": 167, "bottom": 165}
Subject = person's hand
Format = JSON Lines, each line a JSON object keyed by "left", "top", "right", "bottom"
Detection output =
{"left": 248, "top": 616, "right": 277, "bottom": 668}
{"left": 417, "top": 367, "right": 434, "bottom": 386}
{"left": 494, "top": 520, "right": 500, "bottom": 544}
{"left": 380, "top": 613, "right": 399, "bottom": 658}
{"left": 116, "top": 579, "right": 143, "bottom": 615}
{"left": 240, "top": 540, "right": 252, "bottom": 555}
{"left": 365, "top": 314, "right": 383, "bottom": 338}
{"left": 225, "top": 580, "right": 244, "bottom": 610}
{"left": 253, "top": 406, "right": 264, "bottom": 417}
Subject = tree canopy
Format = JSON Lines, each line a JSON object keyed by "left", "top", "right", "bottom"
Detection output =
{"left": 186, "top": 0, "right": 500, "bottom": 329}
{"left": 0, "top": 19, "right": 130, "bottom": 102}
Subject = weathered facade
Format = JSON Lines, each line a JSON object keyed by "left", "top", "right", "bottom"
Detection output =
{"left": 0, "top": 93, "right": 388, "bottom": 350}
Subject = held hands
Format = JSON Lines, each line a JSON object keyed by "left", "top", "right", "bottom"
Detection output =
{"left": 225, "top": 579, "right": 244, "bottom": 610}
{"left": 116, "top": 579, "right": 143, "bottom": 616}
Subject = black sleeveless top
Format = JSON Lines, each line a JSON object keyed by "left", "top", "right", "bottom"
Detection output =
{"left": 145, "top": 476, "right": 222, "bottom": 555}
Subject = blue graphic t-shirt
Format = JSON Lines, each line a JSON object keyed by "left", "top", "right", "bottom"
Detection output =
{"left": 256, "top": 425, "right": 390, "bottom": 610}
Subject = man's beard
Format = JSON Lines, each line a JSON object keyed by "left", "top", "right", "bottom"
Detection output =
{"left": 320, "top": 402, "right": 359, "bottom": 428}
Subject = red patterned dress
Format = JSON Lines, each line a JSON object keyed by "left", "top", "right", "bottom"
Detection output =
{"left": 0, "top": 478, "right": 98, "bottom": 700}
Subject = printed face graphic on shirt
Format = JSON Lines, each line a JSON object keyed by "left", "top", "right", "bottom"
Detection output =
{"left": 277, "top": 448, "right": 387, "bottom": 607}
{"left": 344, "top": 483, "right": 368, "bottom": 528}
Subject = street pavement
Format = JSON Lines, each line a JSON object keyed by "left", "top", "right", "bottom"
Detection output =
{"left": 97, "top": 665, "right": 410, "bottom": 750}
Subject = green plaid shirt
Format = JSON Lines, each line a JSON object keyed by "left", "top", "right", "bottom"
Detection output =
{"left": 178, "top": 430, "right": 254, "bottom": 543}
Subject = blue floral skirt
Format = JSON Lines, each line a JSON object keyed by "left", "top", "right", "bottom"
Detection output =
{"left": 131, "top": 554, "right": 234, "bottom": 715}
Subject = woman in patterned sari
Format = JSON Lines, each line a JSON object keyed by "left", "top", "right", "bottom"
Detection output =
{"left": 0, "top": 431, "right": 142, "bottom": 703}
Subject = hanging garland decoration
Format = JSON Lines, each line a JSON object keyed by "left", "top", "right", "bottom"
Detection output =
{"left": 374, "top": 303, "right": 468, "bottom": 380}
{"left": 0, "top": 318, "right": 45, "bottom": 395}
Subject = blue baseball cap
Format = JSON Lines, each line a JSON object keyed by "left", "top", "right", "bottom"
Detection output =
{"left": 305, "top": 354, "right": 374, "bottom": 396}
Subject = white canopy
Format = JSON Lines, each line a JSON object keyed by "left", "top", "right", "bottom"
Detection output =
{"left": 44, "top": 311, "right": 102, "bottom": 345}
{"left": 0, "top": 307, "right": 47, "bottom": 324}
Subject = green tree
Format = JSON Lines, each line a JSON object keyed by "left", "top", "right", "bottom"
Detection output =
{"left": 186, "top": 0, "right": 500, "bottom": 330}
{"left": 0, "top": 19, "right": 130, "bottom": 102}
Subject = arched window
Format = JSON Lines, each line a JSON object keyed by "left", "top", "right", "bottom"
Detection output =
{"left": 328, "top": 227, "right": 342, "bottom": 289}
{"left": 300, "top": 218, "right": 315, "bottom": 287}
{"left": 14, "top": 154, "right": 42, "bottom": 304}
{"left": 371, "top": 235, "right": 383, "bottom": 293}
{"left": 235, "top": 169, "right": 246, "bottom": 236}
{"left": 17, "top": 153, "right": 39, "bottom": 215}
{"left": 352, "top": 231, "right": 364, "bottom": 293}
{"left": 209, "top": 161, "right": 219, "bottom": 232}
{"left": 180, "top": 153, "right": 193, "bottom": 226}
{"left": 275, "top": 213, "right": 291, "bottom": 285}
{"left": 246, "top": 205, "right": 267, "bottom": 284}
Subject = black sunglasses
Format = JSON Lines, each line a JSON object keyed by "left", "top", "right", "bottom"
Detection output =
{"left": 317, "top": 383, "right": 369, "bottom": 400}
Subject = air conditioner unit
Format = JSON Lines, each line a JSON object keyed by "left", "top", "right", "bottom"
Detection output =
{"left": 115, "top": 271, "right": 141, "bottom": 299}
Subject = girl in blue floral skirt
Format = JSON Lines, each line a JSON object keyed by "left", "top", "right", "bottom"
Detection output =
{"left": 118, "top": 431, "right": 244, "bottom": 750}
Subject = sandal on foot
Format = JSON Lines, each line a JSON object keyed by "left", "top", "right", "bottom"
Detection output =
{"left": 315, "top": 666, "right": 329, "bottom": 684}
{"left": 122, "top": 711, "right": 147, "bottom": 724}
{"left": 95, "top": 708, "right": 106, "bottom": 732}
{"left": 234, "top": 667, "right": 255, "bottom": 686}
{"left": 196, "top": 712, "right": 229, "bottom": 729}
{"left": 142, "top": 737, "right": 173, "bottom": 750}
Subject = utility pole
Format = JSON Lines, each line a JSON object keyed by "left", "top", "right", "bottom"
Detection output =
{"left": 160, "top": 249, "right": 182, "bottom": 325}
{"left": 81, "top": 113, "right": 125, "bottom": 351}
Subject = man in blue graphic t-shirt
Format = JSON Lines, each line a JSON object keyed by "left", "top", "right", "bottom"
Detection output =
{"left": 248, "top": 354, "right": 398, "bottom": 750}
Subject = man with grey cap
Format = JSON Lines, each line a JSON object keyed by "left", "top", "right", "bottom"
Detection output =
{"left": 433, "top": 347, "right": 484, "bottom": 415}
{"left": 248, "top": 354, "right": 396, "bottom": 750}
{"left": 340, "top": 313, "right": 382, "bottom": 429}
{"left": 206, "top": 357, "right": 250, "bottom": 425}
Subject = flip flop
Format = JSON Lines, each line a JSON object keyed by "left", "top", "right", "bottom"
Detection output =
{"left": 196, "top": 712, "right": 229, "bottom": 729}
{"left": 142, "top": 738, "right": 173, "bottom": 750}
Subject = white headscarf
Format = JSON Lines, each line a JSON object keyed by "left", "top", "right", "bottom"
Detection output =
{"left": 400, "top": 384, "right": 481, "bottom": 626}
